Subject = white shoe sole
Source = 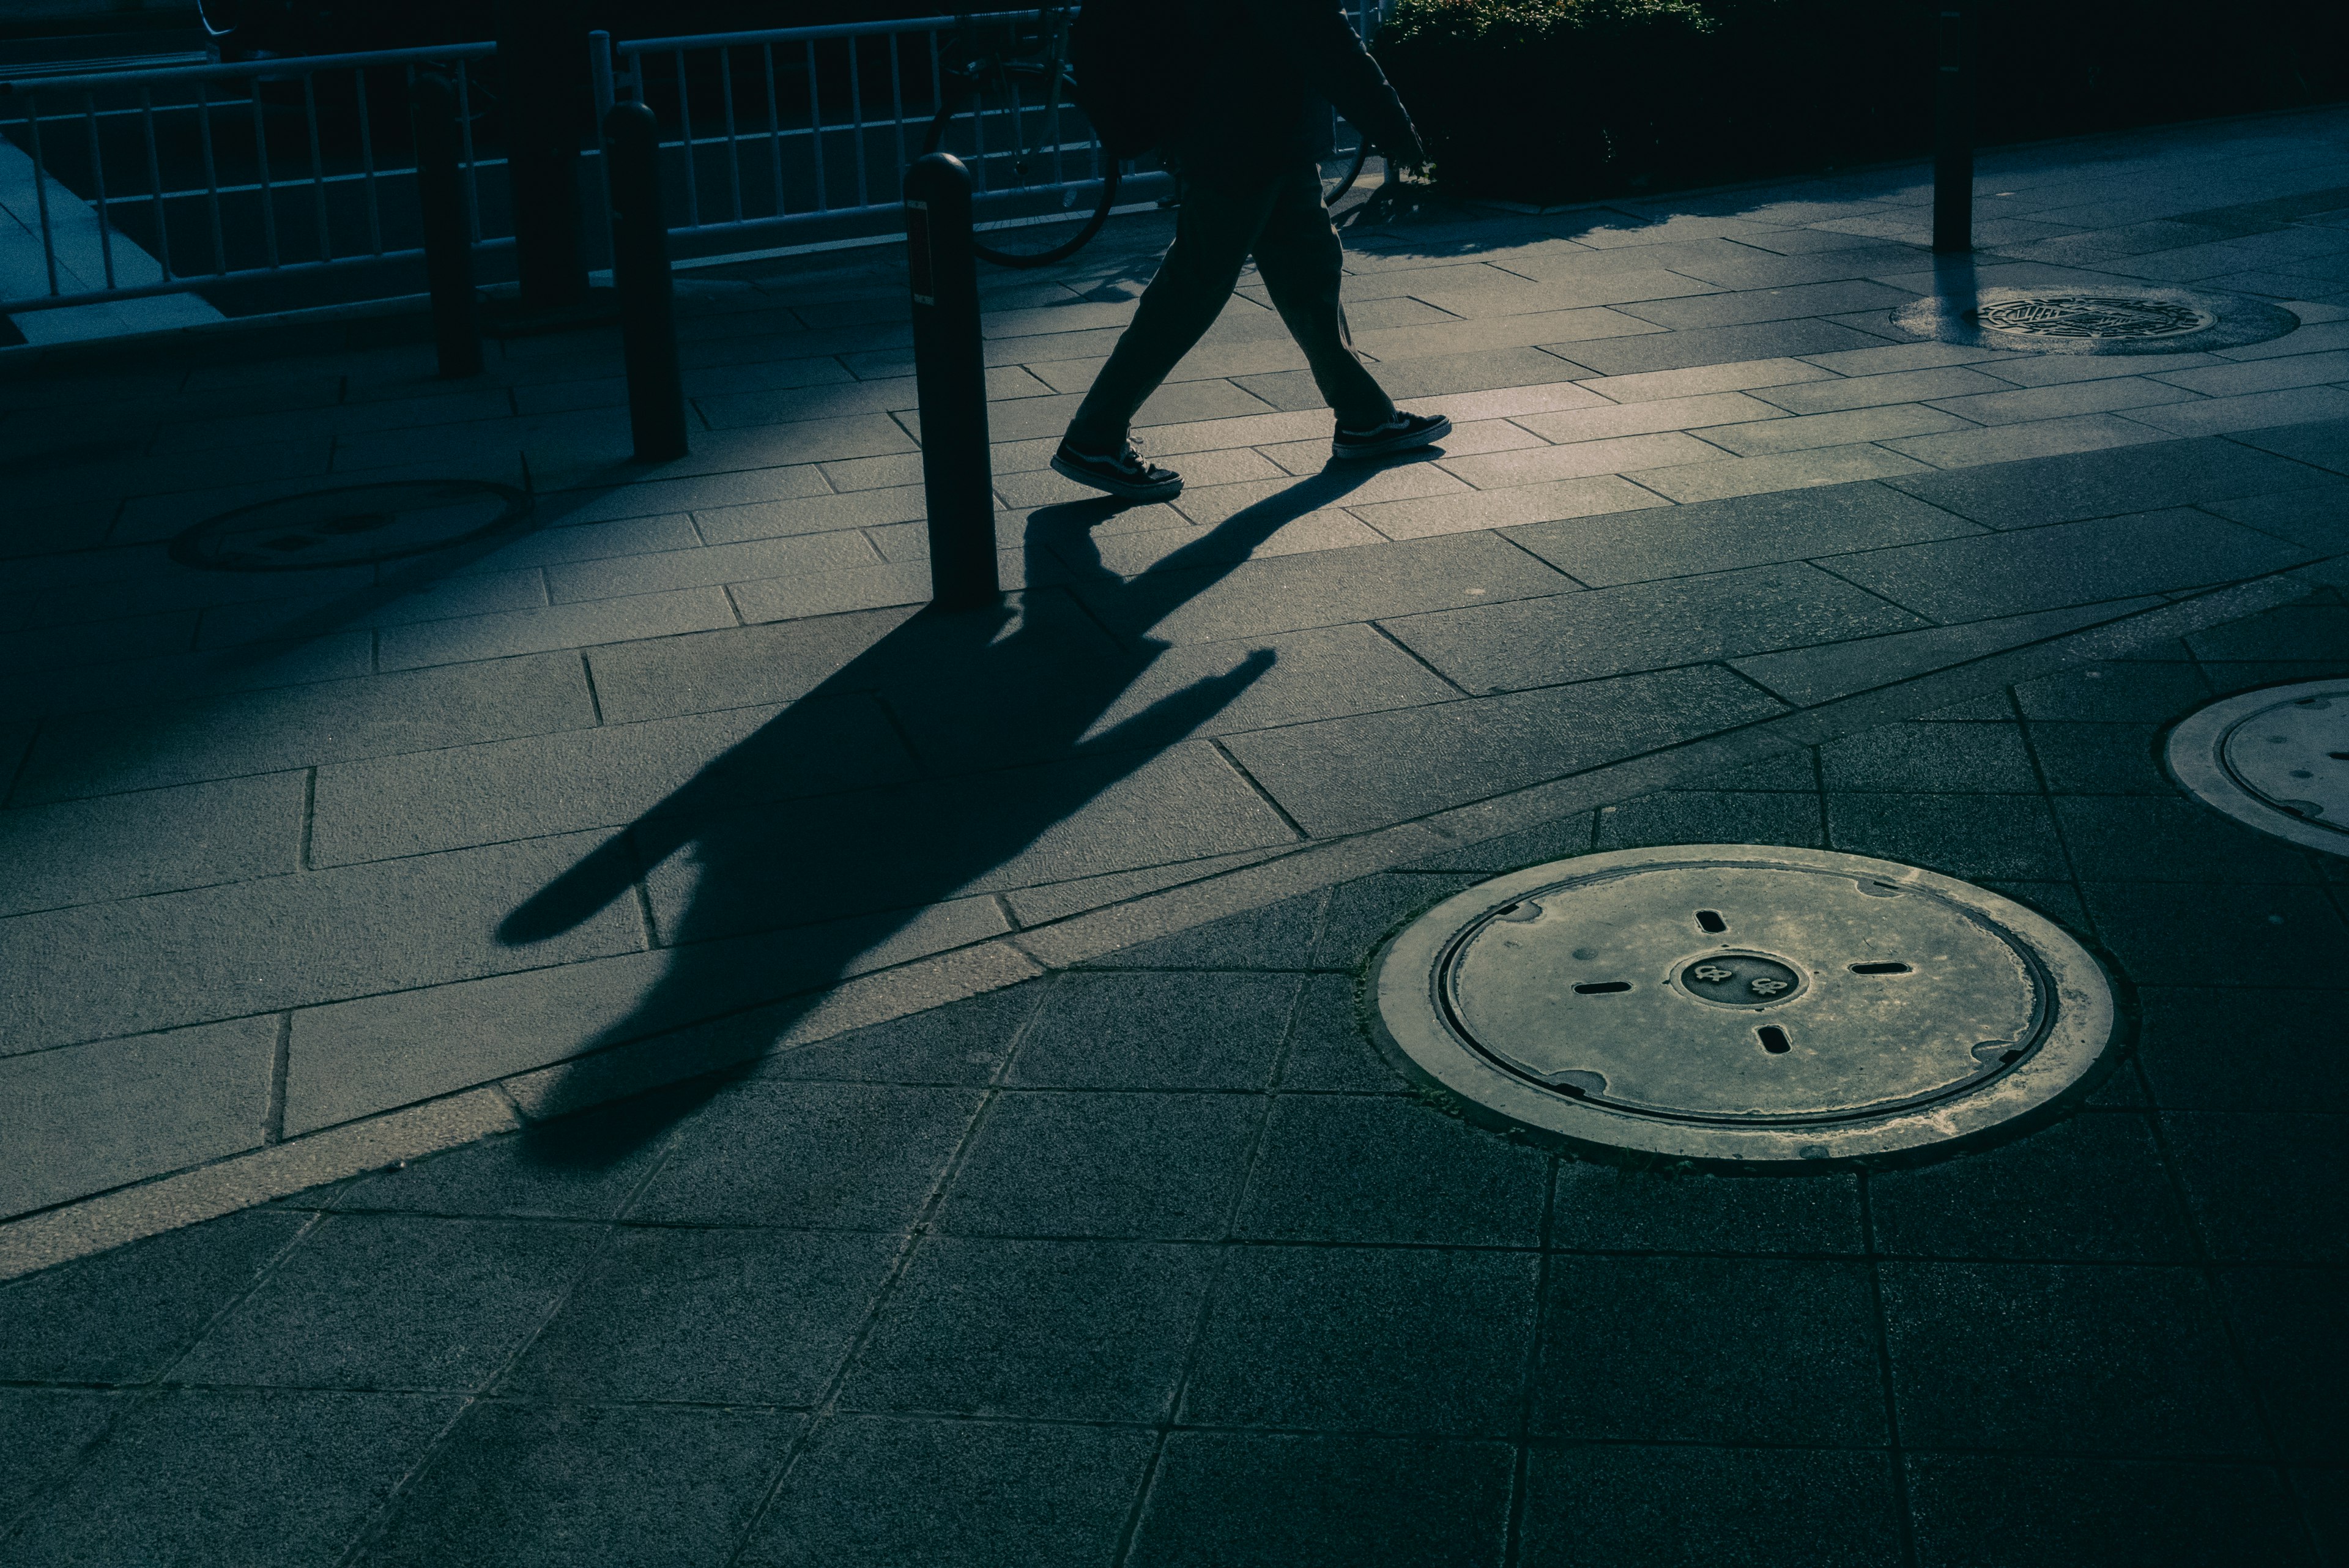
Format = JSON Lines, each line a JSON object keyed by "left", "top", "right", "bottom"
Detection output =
{"left": 1332, "top": 414, "right": 1453, "bottom": 461}
{"left": 1050, "top": 453, "right": 1183, "bottom": 502}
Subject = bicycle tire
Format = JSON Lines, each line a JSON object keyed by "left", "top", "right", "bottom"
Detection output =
{"left": 922, "top": 62, "right": 1121, "bottom": 269}
{"left": 1324, "top": 143, "right": 1372, "bottom": 206}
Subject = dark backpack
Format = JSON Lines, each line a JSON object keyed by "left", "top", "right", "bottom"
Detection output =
{"left": 1069, "top": 0, "right": 1204, "bottom": 158}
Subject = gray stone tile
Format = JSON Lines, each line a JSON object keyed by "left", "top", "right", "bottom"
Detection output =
{"left": 1, "top": 1389, "right": 458, "bottom": 1568}
{"left": 1436, "top": 430, "right": 1725, "bottom": 489}
{"left": 1504, "top": 390, "right": 1791, "bottom": 446}
{"left": 0, "top": 830, "right": 645, "bottom": 1055}
{"left": 1617, "top": 280, "right": 1917, "bottom": 332}
{"left": 1237, "top": 1095, "right": 1548, "bottom": 1246}
{"left": 2014, "top": 658, "right": 2211, "bottom": 720}
{"left": 2054, "top": 795, "right": 2321, "bottom": 882}
{"left": 1130, "top": 1432, "right": 1513, "bottom": 1568}
{"left": 1905, "top": 1454, "right": 2312, "bottom": 1568}
{"left": 2298, "top": 1468, "right": 2349, "bottom": 1568}
{"left": 504, "top": 1228, "right": 899, "bottom": 1403}
{"left": 1625, "top": 441, "right": 1936, "bottom": 502}
{"left": 2202, "top": 485, "right": 2349, "bottom": 553}
{"left": 357, "top": 1402, "right": 799, "bottom": 1568}
{"left": 1520, "top": 1446, "right": 1901, "bottom": 1568}
{"left": 1385, "top": 565, "right": 1923, "bottom": 693}
{"left": 1757, "top": 365, "right": 2019, "bottom": 414}
{"left": 0, "top": 1388, "right": 121, "bottom": 1526}
{"left": 1078, "top": 893, "right": 1325, "bottom": 972}
{"left": 628, "top": 1083, "right": 984, "bottom": 1229}
{"left": 1879, "top": 1261, "right": 2265, "bottom": 1454}
{"left": 333, "top": 1098, "right": 685, "bottom": 1219}
{"left": 1869, "top": 1113, "right": 2195, "bottom": 1261}
{"left": 0, "top": 1016, "right": 274, "bottom": 1217}
{"left": 1705, "top": 403, "right": 1974, "bottom": 456}
{"left": 1820, "top": 722, "right": 2038, "bottom": 792}
{"left": 937, "top": 1091, "right": 1263, "bottom": 1239}
{"left": 1312, "top": 871, "right": 1488, "bottom": 969}
{"left": 1663, "top": 749, "right": 1820, "bottom": 789}
{"left": 1884, "top": 434, "right": 2334, "bottom": 528}
{"left": 1510, "top": 480, "right": 1980, "bottom": 588}
{"left": 2134, "top": 987, "right": 2348, "bottom": 1112}
{"left": 1825, "top": 510, "right": 2310, "bottom": 622}
{"left": 1401, "top": 811, "right": 1596, "bottom": 871}
{"left": 14, "top": 653, "right": 597, "bottom": 804}
{"left": 1924, "top": 375, "right": 2205, "bottom": 426}
{"left": 2217, "top": 1266, "right": 2349, "bottom": 1462}
{"left": 374, "top": 587, "right": 740, "bottom": 672}
{"left": 0, "top": 1206, "right": 310, "bottom": 1383}
{"left": 2080, "top": 881, "right": 2348, "bottom": 986}
{"left": 2025, "top": 720, "right": 2173, "bottom": 793}
{"left": 1010, "top": 972, "right": 1301, "bottom": 1090}
{"left": 743, "top": 1416, "right": 1152, "bottom": 1568}
{"left": 1559, "top": 319, "right": 1891, "bottom": 376}
{"left": 1225, "top": 665, "right": 1787, "bottom": 838}
{"left": 1548, "top": 1163, "right": 1865, "bottom": 1254}
{"left": 2128, "top": 385, "right": 2349, "bottom": 437}
{"left": 1347, "top": 475, "right": 1670, "bottom": 540}
{"left": 841, "top": 1236, "right": 1212, "bottom": 1420}
{"left": 754, "top": 983, "right": 1047, "bottom": 1085}
{"left": 1595, "top": 789, "right": 1826, "bottom": 850}
{"left": 1827, "top": 791, "right": 2069, "bottom": 879}
{"left": 1276, "top": 973, "right": 1406, "bottom": 1092}
{"left": 1180, "top": 1245, "right": 1537, "bottom": 1436}
{"left": 2163, "top": 1112, "right": 2349, "bottom": 1263}
{"left": 540, "top": 530, "right": 881, "bottom": 603}
{"left": 1570, "top": 355, "right": 1839, "bottom": 404}
{"left": 173, "top": 1214, "right": 599, "bottom": 1392}
{"left": 1733, "top": 600, "right": 2164, "bottom": 706}
{"left": 1531, "top": 1256, "right": 1884, "bottom": 1444}
{"left": 2188, "top": 601, "right": 2349, "bottom": 661}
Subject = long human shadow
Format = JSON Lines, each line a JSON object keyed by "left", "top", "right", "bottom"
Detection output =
{"left": 498, "top": 461, "right": 1397, "bottom": 1161}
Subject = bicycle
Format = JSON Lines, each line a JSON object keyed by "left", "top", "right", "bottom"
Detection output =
{"left": 921, "top": 7, "right": 1379, "bottom": 269}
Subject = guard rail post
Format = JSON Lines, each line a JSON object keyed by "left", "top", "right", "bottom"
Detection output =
{"left": 410, "top": 72, "right": 482, "bottom": 379}
{"left": 1933, "top": 3, "right": 1972, "bottom": 253}
{"left": 603, "top": 100, "right": 688, "bottom": 461}
{"left": 904, "top": 152, "right": 998, "bottom": 610}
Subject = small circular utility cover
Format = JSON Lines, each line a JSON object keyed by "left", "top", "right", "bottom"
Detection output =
{"left": 171, "top": 480, "right": 530, "bottom": 571}
{"left": 2165, "top": 680, "right": 2349, "bottom": 857}
{"left": 1888, "top": 285, "right": 2296, "bottom": 356}
{"left": 1370, "top": 846, "right": 2116, "bottom": 1166}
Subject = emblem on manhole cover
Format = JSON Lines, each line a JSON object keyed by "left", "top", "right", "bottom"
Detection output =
{"left": 2166, "top": 680, "right": 2349, "bottom": 857}
{"left": 170, "top": 480, "right": 531, "bottom": 571}
{"left": 1370, "top": 846, "right": 2117, "bottom": 1165}
{"left": 1888, "top": 285, "right": 2296, "bottom": 357}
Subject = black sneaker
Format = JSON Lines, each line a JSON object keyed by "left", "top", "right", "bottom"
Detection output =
{"left": 1332, "top": 410, "right": 1452, "bottom": 461}
{"left": 1050, "top": 438, "right": 1183, "bottom": 502}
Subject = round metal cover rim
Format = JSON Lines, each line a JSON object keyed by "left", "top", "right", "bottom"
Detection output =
{"left": 1368, "top": 845, "right": 2117, "bottom": 1167}
{"left": 1886, "top": 284, "right": 2297, "bottom": 357}
{"left": 169, "top": 480, "right": 532, "bottom": 572}
{"left": 2165, "top": 678, "right": 2349, "bottom": 858}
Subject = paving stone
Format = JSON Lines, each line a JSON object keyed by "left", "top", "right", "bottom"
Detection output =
{"left": 1707, "top": 403, "right": 1975, "bottom": 456}
{"left": 2014, "top": 658, "right": 2212, "bottom": 720}
{"left": 2212, "top": 1266, "right": 2349, "bottom": 1465}
{"left": 1531, "top": 1257, "right": 1885, "bottom": 1444}
{"left": 754, "top": 983, "right": 1047, "bottom": 1085}
{"left": 1757, "top": 364, "right": 2018, "bottom": 414}
{"left": 2203, "top": 484, "right": 2349, "bottom": 552}
{"left": 2134, "top": 987, "right": 2348, "bottom": 1112}
{"left": 841, "top": 1236, "right": 1212, "bottom": 1420}
{"left": 505, "top": 1228, "right": 899, "bottom": 1404}
{"left": 1570, "top": 355, "right": 1838, "bottom": 404}
{"left": 1275, "top": 972, "right": 1406, "bottom": 1091}
{"left": 1560, "top": 318, "right": 1891, "bottom": 376}
{"left": 0, "top": 1016, "right": 275, "bottom": 1217}
{"left": 1885, "top": 435, "right": 2334, "bottom": 528}
{"left": 2025, "top": 719, "right": 2173, "bottom": 793}
{"left": 743, "top": 1416, "right": 1152, "bottom": 1568}
{"left": 627, "top": 1083, "right": 984, "bottom": 1228}
{"left": 0, "top": 1206, "right": 309, "bottom": 1383}
{"left": 1548, "top": 1162, "right": 1864, "bottom": 1253}
{"left": 2126, "top": 385, "right": 2349, "bottom": 436}
{"left": 1511, "top": 479, "right": 1978, "bottom": 587}
{"left": 1077, "top": 892, "right": 1324, "bottom": 971}
{"left": 1926, "top": 375, "right": 2205, "bottom": 426}
{"left": 1401, "top": 810, "right": 1597, "bottom": 872}
{"left": 1518, "top": 1446, "right": 1902, "bottom": 1568}
{"left": 1595, "top": 789, "right": 1826, "bottom": 850}
{"left": 356, "top": 1402, "right": 796, "bottom": 1568}
{"left": 1827, "top": 790, "right": 2069, "bottom": 879}
{"left": 2080, "top": 881, "right": 2348, "bottom": 985}
{"left": 2054, "top": 795, "right": 2321, "bottom": 882}
{"left": 1312, "top": 871, "right": 1488, "bottom": 969}
{"left": 1348, "top": 474, "right": 1669, "bottom": 538}
{"left": 1238, "top": 1094, "right": 1548, "bottom": 1246}
{"left": 1129, "top": 1433, "right": 1513, "bottom": 1568}
{"left": 0, "top": 1387, "right": 121, "bottom": 1527}
{"left": 1904, "top": 1454, "right": 2313, "bottom": 1568}
{"left": 1504, "top": 389, "right": 1790, "bottom": 445}
{"left": 1438, "top": 429, "right": 1724, "bottom": 489}
{"left": 333, "top": 1095, "right": 691, "bottom": 1219}
{"left": 1820, "top": 721, "right": 2038, "bottom": 791}
{"left": 1879, "top": 1261, "right": 2265, "bottom": 1454}
{"left": 1617, "top": 279, "right": 1918, "bottom": 332}
{"left": 1, "top": 1389, "right": 458, "bottom": 1568}
{"left": 1869, "top": 1113, "right": 2195, "bottom": 1261}
{"left": 1010, "top": 972, "right": 1300, "bottom": 1090}
{"left": 1732, "top": 600, "right": 2161, "bottom": 706}
{"left": 1224, "top": 665, "right": 1787, "bottom": 838}
{"left": 1180, "top": 1245, "right": 1536, "bottom": 1436}
{"left": 2188, "top": 601, "right": 2349, "bottom": 661}
{"left": 2162, "top": 1112, "right": 2349, "bottom": 1263}
{"left": 172, "top": 1214, "right": 598, "bottom": 1392}
{"left": 1627, "top": 440, "right": 1935, "bottom": 502}
{"left": 937, "top": 1091, "right": 1263, "bottom": 1239}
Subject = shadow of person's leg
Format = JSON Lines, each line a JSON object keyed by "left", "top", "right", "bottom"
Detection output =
{"left": 1252, "top": 162, "right": 1394, "bottom": 431}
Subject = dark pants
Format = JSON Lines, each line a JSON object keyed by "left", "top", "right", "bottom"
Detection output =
{"left": 1064, "top": 158, "right": 1394, "bottom": 450}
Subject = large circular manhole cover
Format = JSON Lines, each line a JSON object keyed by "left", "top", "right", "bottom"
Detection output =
{"left": 171, "top": 480, "right": 531, "bottom": 571}
{"left": 2166, "top": 680, "right": 2349, "bottom": 857}
{"left": 1371, "top": 846, "right": 2116, "bottom": 1165}
{"left": 1889, "top": 285, "right": 2296, "bottom": 356}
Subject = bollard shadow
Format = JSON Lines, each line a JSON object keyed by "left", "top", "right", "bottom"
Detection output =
{"left": 498, "top": 460, "right": 1397, "bottom": 1164}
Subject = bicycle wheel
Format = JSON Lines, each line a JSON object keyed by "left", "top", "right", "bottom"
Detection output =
{"left": 1323, "top": 142, "right": 1373, "bottom": 206}
{"left": 922, "top": 61, "right": 1121, "bottom": 269}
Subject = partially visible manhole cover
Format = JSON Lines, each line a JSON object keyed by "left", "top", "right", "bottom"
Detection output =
{"left": 1889, "top": 284, "right": 2296, "bottom": 356}
{"left": 1371, "top": 846, "right": 2116, "bottom": 1165}
{"left": 2166, "top": 680, "right": 2349, "bottom": 857}
{"left": 171, "top": 480, "right": 531, "bottom": 571}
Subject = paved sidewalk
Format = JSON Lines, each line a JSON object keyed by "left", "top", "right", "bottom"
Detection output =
{"left": 5, "top": 106, "right": 2349, "bottom": 1258}
{"left": 2, "top": 593, "right": 2342, "bottom": 1566}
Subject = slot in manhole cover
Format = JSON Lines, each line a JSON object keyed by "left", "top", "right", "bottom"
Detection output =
{"left": 171, "top": 480, "right": 531, "bottom": 571}
{"left": 2166, "top": 680, "right": 2349, "bottom": 857}
{"left": 1370, "top": 846, "right": 2116, "bottom": 1165}
{"left": 1889, "top": 284, "right": 2296, "bottom": 356}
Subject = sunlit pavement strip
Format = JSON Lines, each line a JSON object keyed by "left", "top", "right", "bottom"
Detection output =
{"left": 4, "top": 105, "right": 2349, "bottom": 1284}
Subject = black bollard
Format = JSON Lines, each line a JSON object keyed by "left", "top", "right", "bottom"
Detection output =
{"left": 603, "top": 101, "right": 687, "bottom": 463}
{"left": 410, "top": 72, "right": 481, "bottom": 379}
{"left": 1932, "top": 3, "right": 1972, "bottom": 254}
{"left": 494, "top": 0, "right": 590, "bottom": 310}
{"left": 904, "top": 153, "right": 998, "bottom": 610}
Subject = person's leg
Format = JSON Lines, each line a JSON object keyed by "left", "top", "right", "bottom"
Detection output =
{"left": 1247, "top": 162, "right": 1393, "bottom": 430}
{"left": 1063, "top": 168, "right": 1282, "bottom": 451}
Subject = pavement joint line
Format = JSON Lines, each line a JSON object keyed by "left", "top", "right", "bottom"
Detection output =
{"left": 6, "top": 554, "right": 2326, "bottom": 1283}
